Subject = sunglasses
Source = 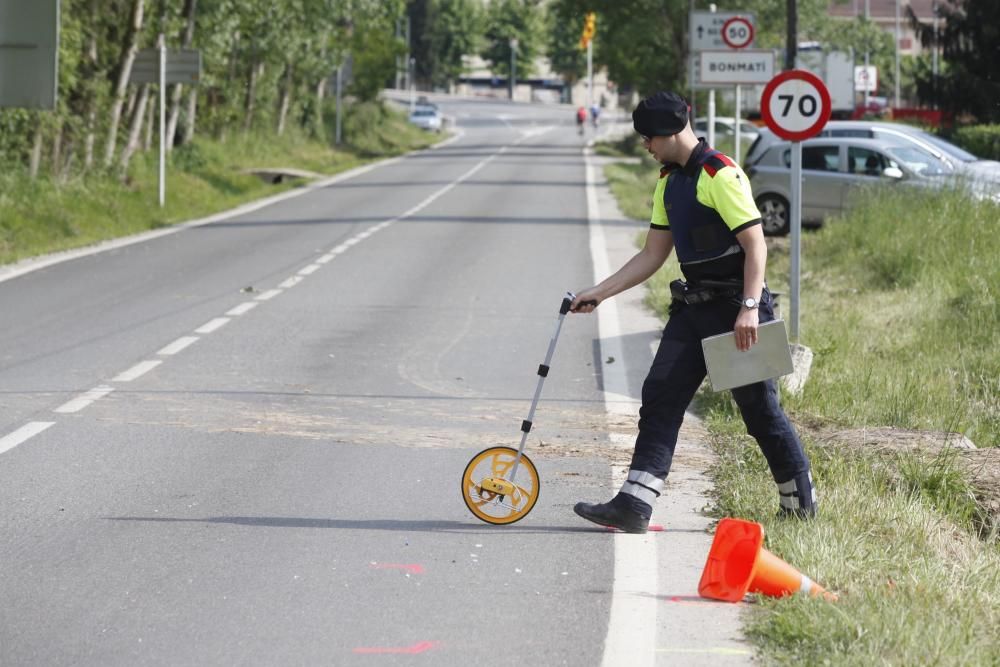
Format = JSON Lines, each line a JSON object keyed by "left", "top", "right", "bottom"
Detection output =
{"left": 640, "top": 134, "right": 651, "bottom": 143}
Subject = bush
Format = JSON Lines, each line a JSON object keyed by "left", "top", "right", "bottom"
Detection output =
{"left": 952, "top": 124, "right": 1000, "bottom": 160}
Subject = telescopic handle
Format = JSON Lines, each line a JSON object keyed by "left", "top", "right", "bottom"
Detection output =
{"left": 561, "top": 291, "right": 597, "bottom": 314}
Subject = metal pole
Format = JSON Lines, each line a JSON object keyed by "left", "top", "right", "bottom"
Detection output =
{"left": 335, "top": 64, "right": 343, "bottom": 145}
{"left": 789, "top": 141, "right": 802, "bottom": 341}
{"left": 734, "top": 85, "right": 742, "bottom": 163}
{"left": 586, "top": 39, "right": 593, "bottom": 109}
{"left": 395, "top": 18, "right": 402, "bottom": 90}
{"left": 894, "top": 0, "right": 901, "bottom": 107}
{"left": 864, "top": 0, "right": 870, "bottom": 109}
{"left": 932, "top": 1, "right": 939, "bottom": 107}
{"left": 158, "top": 37, "right": 166, "bottom": 208}
{"left": 409, "top": 57, "right": 415, "bottom": 113}
{"left": 707, "top": 89, "right": 716, "bottom": 146}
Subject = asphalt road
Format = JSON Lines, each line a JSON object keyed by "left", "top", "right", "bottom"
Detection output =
{"left": 0, "top": 98, "right": 640, "bottom": 665}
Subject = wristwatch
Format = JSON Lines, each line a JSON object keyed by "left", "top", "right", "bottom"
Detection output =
{"left": 742, "top": 296, "right": 759, "bottom": 310}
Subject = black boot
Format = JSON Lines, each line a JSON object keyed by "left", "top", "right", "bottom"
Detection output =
{"left": 574, "top": 497, "right": 649, "bottom": 534}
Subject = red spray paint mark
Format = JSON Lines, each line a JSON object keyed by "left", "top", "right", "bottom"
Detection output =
{"left": 353, "top": 641, "right": 438, "bottom": 655}
{"left": 369, "top": 563, "right": 425, "bottom": 575}
{"left": 604, "top": 524, "right": 665, "bottom": 532}
{"left": 664, "top": 595, "right": 725, "bottom": 607}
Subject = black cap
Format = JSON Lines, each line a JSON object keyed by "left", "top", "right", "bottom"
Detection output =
{"left": 632, "top": 91, "right": 689, "bottom": 138}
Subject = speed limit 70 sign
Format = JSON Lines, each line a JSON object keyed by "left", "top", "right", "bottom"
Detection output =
{"left": 760, "top": 70, "right": 831, "bottom": 142}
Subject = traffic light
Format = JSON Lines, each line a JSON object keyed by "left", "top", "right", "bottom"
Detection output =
{"left": 580, "top": 12, "right": 596, "bottom": 49}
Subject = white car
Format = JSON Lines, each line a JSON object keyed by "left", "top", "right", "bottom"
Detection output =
{"left": 408, "top": 106, "right": 442, "bottom": 132}
{"left": 693, "top": 116, "right": 760, "bottom": 145}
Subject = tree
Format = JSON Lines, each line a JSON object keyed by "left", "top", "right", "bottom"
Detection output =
{"left": 420, "top": 0, "right": 483, "bottom": 91}
{"left": 908, "top": 0, "right": 1000, "bottom": 121}
{"left": 546, "top": 2, "right": 586, "bottom": 87}
{"left": 481, "top": 0, "right": 545, "bottom": 80}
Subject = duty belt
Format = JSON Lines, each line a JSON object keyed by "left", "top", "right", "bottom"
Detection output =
{"left": 669, "top": 278, "right": 743, "bottom": 305}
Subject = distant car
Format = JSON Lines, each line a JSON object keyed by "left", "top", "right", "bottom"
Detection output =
{"left": 408, "top": 106, "right": 442, "bottom": 132}
{"left": 693, "top": 116, "right": 760, "bottom": 145}
{"left": 747, "top": 136, "right": 957, "bottom": 235}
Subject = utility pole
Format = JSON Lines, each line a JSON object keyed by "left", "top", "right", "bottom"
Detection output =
{"left": 894, "top": 0, "right": 901, "bottom": 107}
{"left": 786, "top": 0, "right": 797, "bottom": 70}
{"left": 509, "top": 38, "right": 518, "bottom": 101}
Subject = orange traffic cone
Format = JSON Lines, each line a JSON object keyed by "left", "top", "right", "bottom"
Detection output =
{"left": 698, "top": 517, "right": 838, "bottom": 602}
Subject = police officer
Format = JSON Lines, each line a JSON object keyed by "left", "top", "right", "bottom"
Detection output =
{"left": 570, "top": 91, "right": 816, "bottom": 534}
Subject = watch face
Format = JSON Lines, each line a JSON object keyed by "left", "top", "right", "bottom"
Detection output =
{"left": 743, "top": 297, "right": 757, "bottom": 308}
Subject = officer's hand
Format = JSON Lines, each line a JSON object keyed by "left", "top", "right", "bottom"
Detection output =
{"left": 734, "top": 307, "right": 759, "bottom": 351}
{"left": 570, "top": 290, "right": 601, "bottom": 313}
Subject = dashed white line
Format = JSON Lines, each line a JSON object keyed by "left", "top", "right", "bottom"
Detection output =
{"left": 255, "top": 289, "right": 282, "bottom": 301}
{"left": 0, "top": 422, "right": 56, "bottom": 455}
{"left": 316, "top": 254, "right": 335, "bottom": 264}
{"left": 158, "top": 336, "right": 200, "bottom": 355}
{"left": 297, "top": 264, "right": 320, "bottom": 276}
{"left": 54, "top": 386, "right": 115, "bottom": 414}
{"left": 227, "top": 301, "right": 258, "bottom": 316}
{"left": 280, "top": 276, "right": 303, "bottom": 289}
{"left": 113, "top": 360, "right": 162, "bottom": 382}
{"left": 195, "top": 317, "right": 230, "bottom": 334}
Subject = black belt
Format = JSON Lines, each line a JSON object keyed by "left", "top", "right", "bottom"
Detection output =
{"left": 669, "top": 278, "right": 743, "bottom": 305}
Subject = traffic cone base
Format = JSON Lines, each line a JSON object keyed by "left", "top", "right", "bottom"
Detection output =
{"left": 698, "top": 518, "right": 837, "bottom": 603}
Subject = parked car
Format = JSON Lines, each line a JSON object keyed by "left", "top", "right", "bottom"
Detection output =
{"left": 745, "top": 120, "right": 1000, "bottom": 181}
{"left": 747, "top": 136, "right": 957, "bottom": 235}
{"left": 694, "top": 116, "right": 760, "bottom": 145}
{"left": 408, "top": 106, "right": 442, "bottom": 132}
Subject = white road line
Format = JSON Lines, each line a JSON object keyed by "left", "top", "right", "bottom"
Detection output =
{"left": 585, "top": 145, "right": 656, "bottom": 667}
{"left": 113, "top": 360, "right": 162, "bottom": 382}
{"left": 54, "top": 386, "right": 115, "bottom": 414}
{"left": 158, "top": 336, "right": 200, "bottom": 355}
{"left": 227, "top": 301, "right": 258, "bottom": 316}
{"left": 280, "top": 276, "right": 304, "bottom": 289}
{"left": 195, "top": 317, "right": 230, "bottom": 334}
{"left": 316, "top": 254, "right": 335, "bottom": 264}
{"left": 255, "top": 289, "right": 282, "bottom": 301}
{"left": 297, "top": 264, "right": 320, "bottom": 276}
{"left": 0, "top": 422, "right": 56, "bottom": 455}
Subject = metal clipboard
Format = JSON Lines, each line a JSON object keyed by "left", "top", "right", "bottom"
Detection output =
{"left": 701, "top": 319, "right": 794, "bottom": 392}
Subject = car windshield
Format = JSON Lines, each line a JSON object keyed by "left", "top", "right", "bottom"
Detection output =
{"left": 911, "top": 130, "right": 978, "bottom": 162}
{"left": 412, "top": 109, "right": 436, "bottom": 117}
{"left": 885, "top": 145, "right": 951, "bottom": 177}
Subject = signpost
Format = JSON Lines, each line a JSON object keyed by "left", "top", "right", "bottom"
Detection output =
{"left": 721, "top": 16, "right": 754, "bottom": 49}
{"left": 760, "top": 70, "right": 831, "bottom": 342}
{"left": 689, "top": 10, "right": 756, "bottom": 159}
{"left": 698, "top": 50, "right": 774, "bottom": 85}
{"left": 130, "top": 46, "right": 202, "bottom": 207}
{"left": 0, "top": 0, "right": 60, "bottom": 109}
{"left": 854, "top": 65, "right": 877, "bottom": 93}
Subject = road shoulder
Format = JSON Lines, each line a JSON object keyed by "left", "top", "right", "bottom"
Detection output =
{"left": 584, "top": 133, "right": 753, "bottom": 665}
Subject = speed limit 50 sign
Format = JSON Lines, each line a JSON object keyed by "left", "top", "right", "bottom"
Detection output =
{"left": 760, "top": 70, "right": 831, "bottom": 142}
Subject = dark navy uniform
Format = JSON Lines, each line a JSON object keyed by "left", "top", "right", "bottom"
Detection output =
{"left": 574, "top": 92, "right": 816, "bottom": 534}
{"left": 617, "top": 141, "right": 816, "bottom": 521}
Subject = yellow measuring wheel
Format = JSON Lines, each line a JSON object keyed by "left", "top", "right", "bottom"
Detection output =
{"left": 461, "top": 293, "right": 594, "bottom": 525}
{"left": 461, "top": 446, "right": 540, "bottom": 525}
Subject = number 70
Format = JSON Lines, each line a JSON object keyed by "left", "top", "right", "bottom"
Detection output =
{"left": 777, "top": 94, "right": 818, "bottom": 117}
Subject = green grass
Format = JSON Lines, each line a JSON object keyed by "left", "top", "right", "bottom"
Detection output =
{"left": 603, "top": 156, "right": 1000, "bottom": 664}
{"left": 0, "top": 102, "right": 438, "bottom": 266}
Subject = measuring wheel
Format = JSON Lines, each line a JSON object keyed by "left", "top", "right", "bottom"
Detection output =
{"left": 462, "top": 446, "right": 540, "bottom": 525}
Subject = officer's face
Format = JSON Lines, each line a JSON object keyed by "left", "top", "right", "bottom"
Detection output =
{"left": 643, "top": 134, "right": 671, "bottom": 164}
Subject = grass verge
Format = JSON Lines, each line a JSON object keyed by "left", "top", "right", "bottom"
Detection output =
{"left": 602, "top": 152, "right": 1000, "bottom": 664}
{"left": 0, "top": 101, "right": 439, "bottom": 266}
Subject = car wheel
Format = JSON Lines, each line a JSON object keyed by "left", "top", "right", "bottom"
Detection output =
{"left": 757, "top": 194, "right": 790, "bottom": 236}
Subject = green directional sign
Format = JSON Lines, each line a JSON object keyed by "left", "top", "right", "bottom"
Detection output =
{"left": 0, "top": 0, "right": 59, "bottom": 109}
